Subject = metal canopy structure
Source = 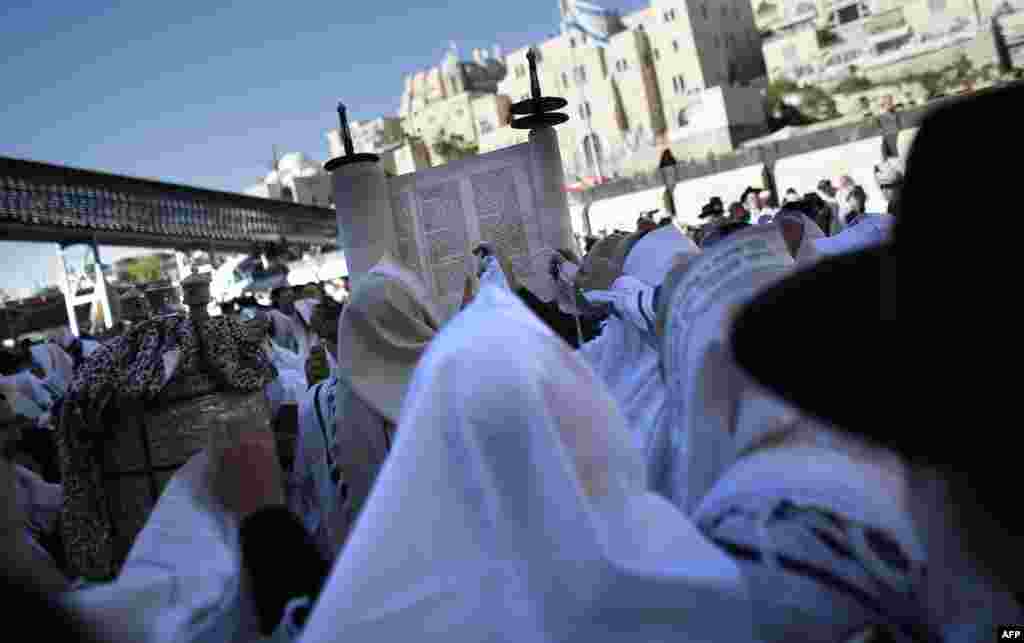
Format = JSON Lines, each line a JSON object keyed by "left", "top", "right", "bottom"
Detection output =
{"left": 1, "top": 155, "right": 339, "bottom": 338}
{"left": 1, "top": 155, "right": 337, "bottom": 252}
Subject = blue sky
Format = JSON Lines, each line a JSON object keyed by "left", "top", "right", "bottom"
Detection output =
{"left": 1, "top": 0, "right": 649, "bottom": 293}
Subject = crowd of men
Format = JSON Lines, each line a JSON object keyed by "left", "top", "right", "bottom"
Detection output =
{"left": 0, "top": 85, "right": 1020, "bottom": 643}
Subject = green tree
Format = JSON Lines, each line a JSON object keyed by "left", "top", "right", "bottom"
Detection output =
{"left": 834, "top": 74, "right": 873, "bottom": 94}
{"left": 953, "top": 54, "right": 974, "bottom": 82}
{"left": 765, "top": 79, "right": 801, "bottom": 115}
{"left": 123, "top": 255, "right": 162, "bottom": 283}
{"left": 431, "top": 130, "right": 479, "bottom": 162}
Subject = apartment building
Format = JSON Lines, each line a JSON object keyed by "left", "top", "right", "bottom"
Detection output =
{"left": 756, "top": 0, "right": 1014, "bottom": 83}
{"left": 486, "top": 0, "right": 769, "bottom": 179}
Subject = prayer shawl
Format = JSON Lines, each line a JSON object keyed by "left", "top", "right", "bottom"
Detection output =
{"left": 814, "top": 214, "right": 895, "bottom": 257}
{"left": 896, "top": 468, "right": 1024, "bottom": 639}
{"left": 0, "top": 371, "right": 54, "bottom": 415}
{"left": 12, "top": 462, "right": 66, "bottom": 590}
{"left": 263, "top": 341, "right": 307, "bottom": 421}
{"left": 62, "top": 451, "right": 263, "bottom": 643}
{"left": 578, "top": 226, "right": 698, "bottom": 479}
{"left": 298, "top": 276, "right": 754, "bottom": 643}
{"left": 656, "top": 226, "right": 938, "bottom": 641}
{"left": 329, "top": 255, "right": 440, "bottom": 555}
{"left": 56, "top": 315, "right": 277, "bottom": 579}
{"left": 287, "top": 374, "right": 342, "bottom": 561}
{"left": 266, "top": 310, "right": 299, "bottom": 356}
{"left": 775, "top": 211, "right": 826, "bottom": 266}
{"left": 30, "top": 342, "right": 75, "bottom": 397}
{"left": 0, "top": 454, "right": 68, "bottom": 595}
{"left": 336, "top": 255, "right": 440, "bottom": 425}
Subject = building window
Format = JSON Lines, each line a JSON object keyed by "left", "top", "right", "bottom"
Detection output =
{"left": 578, "top": 101, "right": 592, "bottom": 120}
{"left": 701, "top": 4, "right": 708, "bottom": 19}
{"left": 678, "top": 108, "right": 689, "bottom": 128}
{"left": 615, "top": 59, "right": 629, "bottom": 72}
{"left": 672, "top": 39, "right": 680, "bottom": 52}
{"left": 664, "top": 8, "right": 677, "bottom": 22}
{"left": 672, "top": 74, "right": 685, "bottom": 94}
{"left": 570, "top": 37, "right": 576, "bottom": 48}
{"left": 637, "top": 23, "right": 645, "bottom": 32}
{"left": 574, "top": 64, "right": 587, "bottom": 84}
{"left": 479, "top": 119, "right": 495, "bottom": 135}
{"left": 722, "top": 5, "right": 728, "bottom": 17}
{"left": 562, "top": 71, "right": 569, "bottom": 88}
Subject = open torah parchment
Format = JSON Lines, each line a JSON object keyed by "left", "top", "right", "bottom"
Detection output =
{"left": 334, "top": 128, "right": 574, "bottom": 322}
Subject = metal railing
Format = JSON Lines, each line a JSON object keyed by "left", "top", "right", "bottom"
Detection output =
{"left": 1, "top": 156, "right": 336, "bottom": 251}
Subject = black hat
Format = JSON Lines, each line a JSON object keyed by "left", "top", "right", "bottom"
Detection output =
{"left": 730, "top": 83, "right": 1021, "bottom": 456}
{"left": 698, "top": 203, "right": 719, "bottom": 219}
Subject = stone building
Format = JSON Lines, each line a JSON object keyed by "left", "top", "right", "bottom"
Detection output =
{"left": 396, "top": 48, "right": 511, "bottom": 167}
{"left": 326, "top": 117, "right": 404, "bottom": 158}
{"left": 244, "top": 152, "right": 333, "bottom": 207}
{"left": 755, "top": 0, "right": 1017, "bottom": 83}
{"left": 486, "top": 0, "right": 770, "bottom": 179}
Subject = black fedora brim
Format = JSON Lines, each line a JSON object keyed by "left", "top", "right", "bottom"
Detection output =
{"left": 730, "top": 244, "right": 889, "bottom": 439}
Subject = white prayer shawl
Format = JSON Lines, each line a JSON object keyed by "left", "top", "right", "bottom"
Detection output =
{"left": 293, "top": 299, "right": 321, "bottom": 356}
{"left": 578, "top": 226, "right": 697, "bottom": 468}
{"left": 63, "top": 452, "right": 260, "bottom": 643}
{"left": 776, "top": 211, "right": 826, "bottom": 266}
{"left": 657, "top": 227, "right": 943, "bottom": 640}
{"left": 900, "top": 468, "right": 1024, "bottom": 639}
{"left": 324, "top": 378, "right": 392, "bottom": 559}
{"left": 288, "top": 375, "right": 342, "bottom": 561}
{"left": 0, "top": 372, "right": 53, "bottom": 414}
{"left": 29, "top": 342, "right": 74, "bottom": 396}
{"left": 266, "top": 309, "right": 315, "bottom": 361}
{"left": 657, "top": 225, "right": 797, "bottom": 515}
{"left": 263, "top": 341, "right": 308, "bottom": 419}
{"left": 325, "top": 255, "right": 439, "bottom": 557}
{"left": 813, "top": 214, "right": 895, "bottom": 257}
{"left": 298, "top": 279, "right": 754, "bottom": 643}
{"left": 13, "top": 463, "right": 65, "bottom": 586}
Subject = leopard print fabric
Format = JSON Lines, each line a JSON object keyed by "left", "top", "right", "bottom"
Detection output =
{"left": 57, "top": 314, "right": 277, "bottom": 579}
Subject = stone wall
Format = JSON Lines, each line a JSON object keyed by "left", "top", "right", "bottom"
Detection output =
{"left": 569, "top": 99, "right": 937, "bottom": 208}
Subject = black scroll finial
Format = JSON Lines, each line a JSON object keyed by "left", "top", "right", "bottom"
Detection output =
{"left": 527, "top": 49, "right": 542, "bottom": 101}
{"left": 338, "top": 103, "right": 355, "bottom": 157}
{"left": 510, "top": 47, "right": 569, "bottom": 130}
{"left": 325, "top": 101, "right": 381, "bottom": 171}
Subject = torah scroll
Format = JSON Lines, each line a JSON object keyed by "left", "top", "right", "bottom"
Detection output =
{"left": 332, "top": 127, "right": 574, "bottom": 322}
